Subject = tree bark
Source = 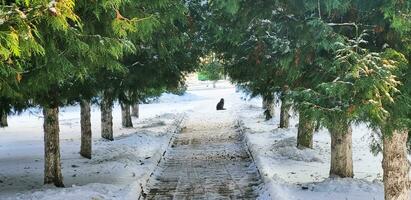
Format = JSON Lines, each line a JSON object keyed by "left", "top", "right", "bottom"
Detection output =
{"left": 263, "top": 95, "right": 274, "bottom": 120}
{"left": 297, "top": 111, "right": 315, "bottom": 149}
{"left": 382, "top": 129, "right": 410, "bottom": 200}
{"left": 43, "top": 106, "right": 64, "bottom": 187}
{"left": 329, "top": 120, "right": 353, "bottom": 178}
{"left": 80, "top": 100, "right": 92, "bottom": 159}
{"left": 315, "top": 120, "right": 321, "bottom": 132}
{"left": 121, "top": 103, "right": 133, "bottom": 128}
{"left": 101, "top": 93, "right": 113, "bottom": 141}
{"left": 279, "top": 101, "right": 291, "bottom": 128}
{"left": 131, "top": 103, "right": 139, "bottom": 118}
{"left": 0, "top": 111, "right": 7, "bottom": 127}
{"left": 262, "top": 97, "right": 268, "bottom": 109}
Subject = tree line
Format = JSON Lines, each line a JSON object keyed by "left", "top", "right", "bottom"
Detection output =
{"left": 188, "top": 0, "right": 411, "bottom": 200}
{"left": 0, "top": 0, "right": 201, "bottom": 187}
{"left": 1, "top": 1, "right": 411, "bottom": 200}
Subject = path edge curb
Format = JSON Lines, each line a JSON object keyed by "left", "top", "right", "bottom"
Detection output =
{"left": 235, "top": 119, "right": 273, "bottom": 199}
{"left": 138, "top": 113, "right": 186, "bottom": 200}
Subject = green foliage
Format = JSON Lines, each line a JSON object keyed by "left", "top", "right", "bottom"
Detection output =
{"left": 293, "top": 33, "right": 402, "bottom": 130}
{"left": 0, "top": 0, "right": 78, "bottom": 110}
{"left": 211, "top": 0, "right": 239, "bottom": 15}
{"left": 0, "top": 0, "right": 409, "bottom": 146}
{"left": 168, "top": 83, "right": 187, "bottom": 96}
{"left": 382, "top": 0, "right": 411, "bottom": 34}
{"left": 198, "top": 54, "right": 223, "bottom": 81}
{"left": 197, "top": 73, "right": 208, "bottom": 81}
{"left": 198, "top": 0, "right": 411, "bottom": 147}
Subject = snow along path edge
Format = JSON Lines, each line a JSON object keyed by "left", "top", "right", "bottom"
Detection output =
{"left": 235, "top": 119, "right": 274, "bottom": 199}
{"left": 235, "top": 119, "right": 275, "bottom": 199}
{"left": 137, "top": 113, "right": 187, "bottom": 199}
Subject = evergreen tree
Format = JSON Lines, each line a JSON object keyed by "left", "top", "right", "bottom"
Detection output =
{"left": 0, "top": 1, "right": 52, "bottom": 127}
{"left": 15, "top": 0, "right": 80, "bottom": 187}
{"left": 118, "top": 0, "right": 201, "bottom": 126}
{"left": 374, "top": 1, "right": 411, "bottom": 199}
{"left": 198, "top": 1, "right": 410, "bottom": 189}
{"left": 291, "top": 0, "right": 411, "bottom": 186}
{"left": 17, "top": 0, "right": 140, "bottom": 185}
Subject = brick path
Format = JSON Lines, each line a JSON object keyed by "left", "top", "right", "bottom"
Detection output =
{"left": 145, "top": 114, "right": 262, "bottom": 199}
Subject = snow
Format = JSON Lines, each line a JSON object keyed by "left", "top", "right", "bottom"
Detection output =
{"left": 262, "top": 178, "right": 383, "bottom": 200}
{"left": 235, "top": 96, "right": 388, "bottom": 199}
{"left": 0, "top": 111, "right": 184, "bottom": 200}
{"left": 0, "top": 78, "right": 403, "bottom": 199}
{"left": 156, "top": 92, "right": 203, "bottom": 103}
{"left": 0, "top": 101, "right": 189, "bottom": 199}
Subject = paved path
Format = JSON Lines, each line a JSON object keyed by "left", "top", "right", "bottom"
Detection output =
{"left": 145, "top": 113, "right": 262, "bottom": 199}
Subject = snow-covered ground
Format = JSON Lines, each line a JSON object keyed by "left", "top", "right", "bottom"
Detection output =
{"left": 235, "top": 97, "right": 389, "bottom": 199}
{"left": 0, "top": 79, "right": 239, "bottom": 200}
{"left": 0, "top": 107, "right": 185, "bottom": 200}
{"left": 0, "top": 78, "right": 402, "bottom": 199}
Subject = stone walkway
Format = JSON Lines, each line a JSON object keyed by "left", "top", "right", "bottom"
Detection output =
{"left": 145, "top": 114, "right": 262, "bottom": 199}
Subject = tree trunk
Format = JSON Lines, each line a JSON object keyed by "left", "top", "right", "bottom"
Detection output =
{"left": 263, "top": 95, "right": 274, "bottom": 120}
{"left": 280, "top": 98, "right": 291, "bottom": 128}
{"left": 262, "top": 98, "right": 268, "bottom": 109}
{"left": 297, "top": 111, "right": 315, "bottom": 149}
{"left": 43, "top": 106, "right": 64, "bottom": 187}
{"left": 80, "top": 100, "right": 92, "bottom": 159}
{"left": 0, "top": 111, "right": 7, "bottom": 127}
{"left": 131, "top": 103, "right": 139, "bottom": 118}
{"left": 329, "top": 120, "right": 353, "bottom": 178}
{"left": 315, "top": 120, "right": 321, "bottom": 132}
{"left": 121, "top": 103, "right": 133, "bottom": 128}
{"left": 382, "top": 129, "right": 410, "bottom": 200}
{"left": 101, "top": 93, "right": 113, "bottom": 141}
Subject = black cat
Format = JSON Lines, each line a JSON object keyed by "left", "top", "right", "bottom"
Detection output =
{"left": 216, "top": 98, "right": 226, "bottom": 110}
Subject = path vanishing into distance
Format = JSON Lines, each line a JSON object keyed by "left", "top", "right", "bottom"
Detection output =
{"left": 144, "top": 107, "right": 263, "bottom": 199}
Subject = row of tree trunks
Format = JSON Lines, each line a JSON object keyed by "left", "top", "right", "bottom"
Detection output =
{"left": 80, "top": 100, "right": 92, "bottom": 159}
{"left": 121, "top": 103, "right": 133, "bottom": 128}
{"left": 328, "top": 120, "right": 353, "bottom": 178}
{"left": 33, "top": 98, "right": 411, "bottom": 198}
{"left": 382, "top": 129, "right": 410, "bottom": 200}
{"left": 0, "top": 111, "right": 8, "bottom": 127}
{"left": 132, "top": 103, "right": 139, "bottom": 118}
{"left": 297, "top": 110, "right": 315, "bottom": 149}
{"left": 43, "top": 106, "right": 64, "bottom": 187}
{"left": 275, "top": 91, "right": 410, "bottom": 199}
{"left": 42, "top": 98, "right": 139, "bottom": 187}
{"left": 101, "top": 92, "right": 114, "bottom": 141}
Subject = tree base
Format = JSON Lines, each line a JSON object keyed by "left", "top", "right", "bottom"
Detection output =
{"left": 80, "top": 100, "right": 92, "bottom": 159}
{"left": 329, "top": 122, "right": 353, "bottom": 178}
{"left": 297, "top": 111, "right": 314, "bottom": 149}
{"left": 279, "top": 102, "right": 290, "bottom": 128}
{"left": 0, "top": 112, "right": 8, "bottom": 127}
{"left": 43, "top": 106, "right": 65, "bottom": 187}
{"left": 101, "top": 93, "right": 113, "bottom": 141}
{"left": 383, "top": 129, "right": 410, "bottom": 200}
{"left": 121, "top": 103, "right": 133, "bottom": 128}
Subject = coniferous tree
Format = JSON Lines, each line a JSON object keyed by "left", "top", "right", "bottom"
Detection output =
{"left": 375, "top": 2, "right": 411, "bottom": 199}
{"left": 17, "top": 0, "right": 79, "bottom": 187}
{"left": 0, "top": 1, "right": 51, "bottom": 128}
{"left": 291, "top": 12, "right": 406, "bottom": 180}
{"left": 118, "top": 0, "right": 201, "bottom": 123}
{"left": 189, "top": 0, "right": 411, "bottom": 198}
